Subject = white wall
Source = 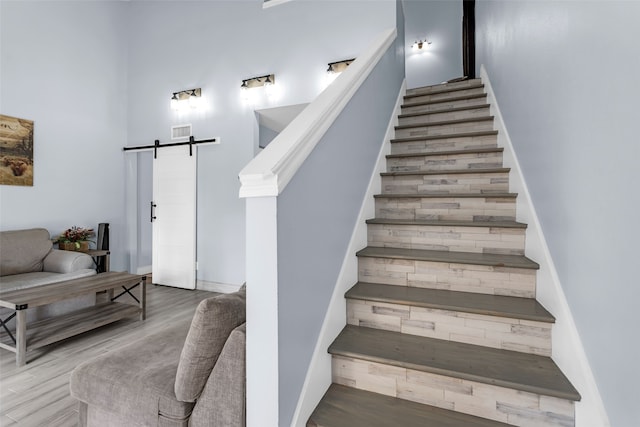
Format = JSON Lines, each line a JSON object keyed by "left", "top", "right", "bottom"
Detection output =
{"left": 0, "top": 1, "right": 129, "bottom": 270}
{"left": 0, "top": 0, "right": 463, "bottom": 281}
{"left": 476, "top": 1, "right": 640, "bottom": 425}
{"left": 403, "top": 0, "right": 463, "bottom": 88}
{"left": 125, "top": 0, "right": 396, "bottom": 286}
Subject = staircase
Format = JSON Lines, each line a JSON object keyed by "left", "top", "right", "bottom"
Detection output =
{"left": 307, "top": 79, "right": 581, "bottom": 427}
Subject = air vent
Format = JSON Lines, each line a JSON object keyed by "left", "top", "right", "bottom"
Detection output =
{"left": 171, "top": 124, "right": 192, "bottom": 140}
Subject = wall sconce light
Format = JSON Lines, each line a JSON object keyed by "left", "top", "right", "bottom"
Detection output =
{"left": 326, "top": 58, "right": 355, "bottom": 74}
{"left": 411, "top": 38, "right": 432, "bottom": 51}
{"left": 171, "top": 88, "right": 202, "bottom": 111}
{"left": 241, "top": 74, "right": 276, "bottom": 91}
{"left": 241, "top": 74, "right": 276, "bottom": 102}
{"left": 324, "top": 58, "right": 355, "bottom": 88}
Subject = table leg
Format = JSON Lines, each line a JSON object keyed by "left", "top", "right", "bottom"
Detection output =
{"left": 140, "top": 276, "right": 147, "bottom": 321}
{"left": 16, "top": 310, "right": 26, "bottom": 367}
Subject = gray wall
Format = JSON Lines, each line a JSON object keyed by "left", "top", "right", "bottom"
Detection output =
{"left": 476, "top": 1, "right": 640, "bottom": 425}
{"left": 0, "top": 1, "right": 129, "bottom": 270}
{"left": 276, "top": 2, "right": 405, "bottom": 424}
{"left": 125, "top": 0, "right": 396, "bottom": 285}
{"left": 403, "top": 0, "right": 463, "bottom": 88}
{"left": 258, "top": 124, "right": 279, "bottom": 150}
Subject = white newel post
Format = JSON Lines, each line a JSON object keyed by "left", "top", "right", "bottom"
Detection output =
{"left": 245, "top": 196, "right": 279, "bottom": 427}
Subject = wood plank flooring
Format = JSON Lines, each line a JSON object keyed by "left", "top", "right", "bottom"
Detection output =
{"left": 0, "top": 284, "right": 216, "bottom": 426}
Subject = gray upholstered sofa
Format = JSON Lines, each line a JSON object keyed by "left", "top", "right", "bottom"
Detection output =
{"left": 0, "top": 228, "right": 96, "bottom": 291}
{"left": 70, "top": 286, "right": 246, "bottom": 427}
{"left": 0, "top": 228, "right": 97, "bottom": 325}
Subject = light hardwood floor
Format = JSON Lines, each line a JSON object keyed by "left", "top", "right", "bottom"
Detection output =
{"left": 0, "top": 284, "right": 217, "bottom": 426}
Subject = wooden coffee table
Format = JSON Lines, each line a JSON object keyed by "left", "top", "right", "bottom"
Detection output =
{"left": 0, "top": 271, "right": 146, "bottom": 366}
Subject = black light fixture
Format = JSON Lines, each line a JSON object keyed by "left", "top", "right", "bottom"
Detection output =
{"left": 241, "top": 74, "right": 276, "bottom": 90}
{"left": 171, "top": 88, "right": 202, "bottom": 110}
{"left": 326, "top": 58, "right": 355, "bottom": 74}
{"left": 411, "top": 38, "right": 432, "bottom": 51}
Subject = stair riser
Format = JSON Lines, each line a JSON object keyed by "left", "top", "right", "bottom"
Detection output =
{"left": 402, "top": 96, "right": 488, "bottom": 115}
{"left": 367, "top": 223, "right": 525, "bottom": 255}
{"left": 406, "top": 87, "right": 485, "bottom": 104}
{"left": 391, "top": 134, "right": 498, "bottom": 155}
{"left": 395, "top": 120, "right": 494, "bottom": 139}
{"left": 387, "top": 151, "right": 504, "bottom": 172}
{"left": 332, "top": 356, "right": 575, "bottom": 427}
{"left": 381, "top": 172, "right": 509, "bottom": 195}
{"left": 347, "top": 299, "right": 551, "bottom": 356}
{"left": 357, "top": 257, "right": 536, "bottom": 297}
{"left": 399, "top": 107, "right": 490, "bottom": 126}
{"left": 375, "top": 196, "right": 517, "bottom": 222}
{"left": 406, "top": 80, "right": 482, "bottom": 96}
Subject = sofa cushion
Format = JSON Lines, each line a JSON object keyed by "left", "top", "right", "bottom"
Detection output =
{"left": 190, "top": 323, "right": 246, "bottom": 427}
{"left": 43, "top": 249, "right": 95, "bottom": 274}
{"left": 70, "top": 322, "right": 195, "bottom": 425}
{"left": 174, "top": 288, "right": 246, "bottom": 402}
{"left": 0, "top": 269, "right": 96, "bottom": 292}
{"left": 0, "top": 228, "right": 52, "bottom": 276}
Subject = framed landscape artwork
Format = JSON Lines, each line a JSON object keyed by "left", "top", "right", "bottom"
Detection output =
{"left": 0, "top": 114, "right": 34, "bottom": 186}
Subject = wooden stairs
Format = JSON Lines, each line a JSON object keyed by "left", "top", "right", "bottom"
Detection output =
{"left": 307, "top": 79, "right": 580, "bottom": 427}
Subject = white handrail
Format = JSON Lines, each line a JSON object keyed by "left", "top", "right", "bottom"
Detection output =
{"left": 238, "top": 28, "right": 397, "bottom": 198}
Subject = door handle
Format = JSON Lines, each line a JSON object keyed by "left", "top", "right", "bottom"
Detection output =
{"left": 150, "top": 202, "right": 157, "bottom": 222}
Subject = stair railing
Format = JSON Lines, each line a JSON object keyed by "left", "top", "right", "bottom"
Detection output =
{"left": 239, "top": 27, "right": 402, "bottom": 427}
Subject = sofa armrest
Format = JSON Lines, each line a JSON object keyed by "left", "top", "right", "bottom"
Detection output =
{"left": 190, "top": 323, "right": 246, "bottom": 427}
{"left": 43, "top": 249, "right": 94, "bottom": 274}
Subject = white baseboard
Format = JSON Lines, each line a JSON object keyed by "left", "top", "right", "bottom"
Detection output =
{"left": 196, "top": 280, "right": 242, "bottom": 294}
{"left": 136, "top": 265, "right": 152, "bottom": 275}
{"left": 289, "top": 79, "right": 406, "bottom": 427}
{"left": 480, "top": 65, "right": 609, "bottom": 427}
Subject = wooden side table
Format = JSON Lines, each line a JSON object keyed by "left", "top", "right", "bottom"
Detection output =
{"left": 86, "top": 249, "right": 110, "bottom": 273}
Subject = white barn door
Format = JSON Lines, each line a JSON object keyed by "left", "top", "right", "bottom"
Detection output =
{"left": 152, "top": 145, "right": 197, "bottom": 289}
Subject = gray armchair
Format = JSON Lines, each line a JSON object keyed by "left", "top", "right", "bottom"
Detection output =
{"left": 70, "top": 287, "right": 246, "bottom": 426}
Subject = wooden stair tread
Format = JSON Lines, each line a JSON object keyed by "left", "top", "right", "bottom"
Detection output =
{"left": 366, "top": 218, "right": 527, "bottom": 228}
{"left": 405, "top": 78, "right": 481, "bottom": 93}
{"left": 398, "top": 104, "right": 490, "bottom": 119}
{"left": 346, "top": 282, "right": 555, "bottom": 323}
{"left": 387, "top": 147, "right": 503, "bottom": 158}
{"left": 395, "top": 116, "right": 494, "bottom": 130}
{"left": 404, "top": 83, "right": 485, "bottom": 100}
{"left": 381, "top": 168, "right": 510, "bottom": 177}
{"left": 356, "top": 246, "right": 540, "bottom": 269}
{"left": 391, "top": 130, "right": 498, "bottom": 144}
{"left": 308, "top": 383, "right": 514, "bottom": 427}
{"left": 329, "top": 326, "right": 581, "bottom": 401}
{"left": 374, "top": 192, "right": 518, "bottom": 198}
{"left": 402, "top": 93, "right": 487, "bottom": 108}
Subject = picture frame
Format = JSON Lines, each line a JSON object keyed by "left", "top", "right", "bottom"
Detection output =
{"left": 0, "top": 114, "right": 34, "bottom": 186}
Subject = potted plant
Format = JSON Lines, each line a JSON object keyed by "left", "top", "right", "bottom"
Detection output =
{"left": 54, "top": 226, "right": 95, "bottom": 252}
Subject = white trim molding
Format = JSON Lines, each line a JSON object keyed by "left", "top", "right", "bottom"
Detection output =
{"left": 196, "top": 280, "right": 242, "bottom": 294}
{"left": 238, "top": 28, "right": 397, "bottom": 199}
{"left": 136, "top": 265, "right": 152, "bottom": 275}
{"left": 480, "top": 65, "right": 610, "bottom": 427}
{"left": 262, "top": 0, "right": 295, "bottom": 9}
